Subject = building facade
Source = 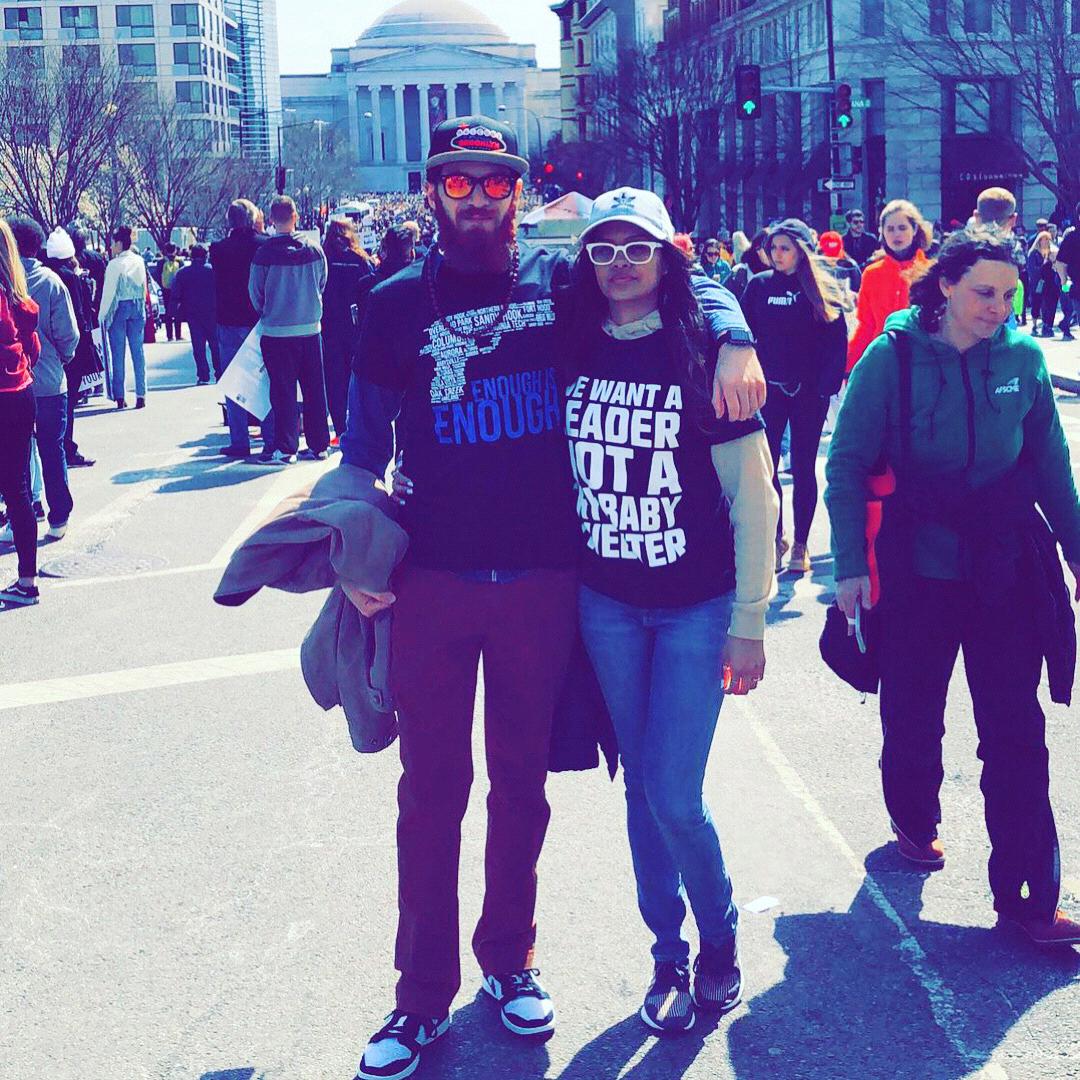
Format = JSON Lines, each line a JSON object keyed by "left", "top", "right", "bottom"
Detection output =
{"left": 661, "top": 0, "right": 1062, "bottom": 232}
{"left": 1, "top": 0, "right": 240, "bottom": 150}
{"left": 551, "top": 0, "right": 667, "bottom": 143}
{"left": 225, "top": 0, "right": 280, "bottom": 162}
{"left": 280, "top": 0, "right": 561, "bottom": 193}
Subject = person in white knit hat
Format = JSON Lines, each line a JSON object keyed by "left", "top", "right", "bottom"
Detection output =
{"left": 45, "top": 226, "right": 98, "bottom": 468}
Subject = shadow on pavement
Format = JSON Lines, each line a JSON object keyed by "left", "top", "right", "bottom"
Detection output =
{"left": 109, "top": 457, "right": 272, "bottom": 494}
{"left": 558, "top": 1012, "right": 725, "bottom": 1080}
{"left": 421, "top": 992, "right": 552, "bottom": 1078}
{"left": 727, "top": 846, "right": 1080, "bottom": 1080}
{"left": 197, "top": 1070, "right": 259, "bottom": 1080}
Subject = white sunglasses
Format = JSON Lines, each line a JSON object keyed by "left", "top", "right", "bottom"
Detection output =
{"left": 585, "top": 241, "right": 664, "bottom": 266}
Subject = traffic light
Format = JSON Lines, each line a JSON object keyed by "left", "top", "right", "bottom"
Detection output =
{"left": 275, "top": 165, "right": 287, "bottom": 194}
{"left": 834, "top": 83, "right": 854, "bottom": 129}
{"left": 543, "top": 161, "right": 555, "bottom": 175}
{"left": 735, "top": 65, "right": 761, "bottom": 120}
{"left": 575, "top": 169, "right": 584, "bottom": 182}
{"left": 851, "top": 144, "right": 864, "bottom": 174}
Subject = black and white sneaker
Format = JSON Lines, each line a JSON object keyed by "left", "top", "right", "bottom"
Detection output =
{"left": 355, "top": 1009, "right": 450, "bottom": 1080}
{"left": 640, "top": 961, "right": 695, "bottom": 1033}
{"left": 692, "top": 940, "right": 743, "bottom": 1014}
{"left": 481, "top": 968, "right": 555, "bottom": 1036}
{"left": 0, "top": 581, "right": 40, "bottom": 606}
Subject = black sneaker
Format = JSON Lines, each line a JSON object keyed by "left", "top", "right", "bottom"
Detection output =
{"left": 220, "top": 446, "right": 250, "bottom": 459}
{"left": 481, "top": 968, "right": 555, "bottom": 1036}
{"left": 33, "top": 500, "right": 45, "bottom": 521}
{"left": 692, "top": 940, "right": 743, "bottom": 1014}
{"left": 639, "top": 961, "right": 695, "bottom": 1033}
{"left": 355, "top": 1009, "right": 450, "bottom": 1080}
{"left": 0, "top": 581, "right": 40, "bottom": 606}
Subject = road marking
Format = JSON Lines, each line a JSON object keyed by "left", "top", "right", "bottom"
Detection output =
{"left": 50, "top": 562, "right": 217, "bottom": 589}
{"left": 0, "top": 649, "right": 299, "bottom": 711}
{"left": 208, "top": 457, "right": 335, "bottom": 569}
{"left": 728, "top": 697, "right": 984, "bottom": 1073}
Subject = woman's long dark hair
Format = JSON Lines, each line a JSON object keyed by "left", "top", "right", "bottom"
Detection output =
{"left": 564, "top": 239, "right": 711, "bottom": 403}
{"left": 908, "top": 228, "right": 1017, "bottom": 332}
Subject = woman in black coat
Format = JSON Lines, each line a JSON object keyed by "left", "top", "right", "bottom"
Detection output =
{"left": 321, "top": 220, "right": 375, "bottom": 441}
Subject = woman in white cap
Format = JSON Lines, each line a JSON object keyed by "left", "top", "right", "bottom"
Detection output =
{"left": 564, "top": 188, "right": 778, "bottom": 1033}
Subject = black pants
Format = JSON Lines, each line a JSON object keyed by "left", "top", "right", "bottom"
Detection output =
{"left": 761, "top": 386, "right": 830, "bottom": 544}
{"left": 0, "top": 388, "right": 37, "bottom": 578}
{"left": 879, "top": 574, "right": 1059, "bottom": 919}
{"left": 1035, "top": 280, "right": 1060, "bottom": 333}
{"left": 260, "top": 334, "right": 330, "bottom": 456}
{"left": 189, "top": 318, "right": 221, "bottom": 382}
{"left": 321, "top": 329, "right": 351, "bottom": 437}
{"left": 64, "top": 372, "right": 82, "bottom": 460}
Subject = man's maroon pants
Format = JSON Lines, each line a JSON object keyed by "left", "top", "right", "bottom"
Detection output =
{"left": 389, "top": 564, "right": 577, "bottom": 1016}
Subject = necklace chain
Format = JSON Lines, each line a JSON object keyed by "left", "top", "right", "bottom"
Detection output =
{"left": 425, "top": 244, "right": 520, "bottom": 342}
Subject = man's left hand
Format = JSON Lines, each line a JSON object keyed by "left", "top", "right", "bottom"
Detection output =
{"left": 722, "top": 635, "right": 766, "bottom": 695}
{"left": 714, "top": 345, "right": 766, "bottom": 421}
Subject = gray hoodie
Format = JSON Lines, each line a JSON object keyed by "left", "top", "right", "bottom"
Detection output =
{"left": 21, "top": 257, "right": 80, "bottom": 397}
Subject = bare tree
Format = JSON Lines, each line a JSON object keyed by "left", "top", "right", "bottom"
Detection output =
{"left": 125, "top": 95, "right": 270, "bottom": 249}
{"left": 280, "top": 120, "right": 353, "bottom": 226}
{"left": 594, "top": 38, "right": 739, "bottom": 230}
{"left": 81, "top": 145, "right": 138, "bottom": 242}
{"left": 886, "top": 0, "right": 1080, "bottom": 212}
{"left": 0, "top": 49, "right": 136, "bottom": 228}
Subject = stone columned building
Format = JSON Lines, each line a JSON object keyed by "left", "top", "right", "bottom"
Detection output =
{"left": 281, "top": 0, "right": 561, "bottom": 192}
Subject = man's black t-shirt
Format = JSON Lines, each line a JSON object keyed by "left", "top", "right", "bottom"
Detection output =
{"left": 355, "top": 247, "right": 579, "bottom": 571}
{"left": 565, "top": 327, "right": 762, "bottom": 608}
{"left": 1058, "top": 228, "right": 1080, "bottom": 280}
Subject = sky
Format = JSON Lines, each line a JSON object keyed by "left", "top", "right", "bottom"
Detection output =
{"left": 276, "top": 0, "right": 562, "bottom": 75}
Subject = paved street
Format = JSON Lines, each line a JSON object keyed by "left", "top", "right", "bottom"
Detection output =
{"left": 3, "top": 334, "right": 1080, "bottom": 1080}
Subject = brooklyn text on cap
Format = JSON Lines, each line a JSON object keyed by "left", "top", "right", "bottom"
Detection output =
{"left": 426, "top": 115, "right": 530, "bottom": 176}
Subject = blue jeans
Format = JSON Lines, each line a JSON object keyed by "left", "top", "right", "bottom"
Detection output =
{"left": 107, "top": 298, "right": 146, "bottom": 400}
{"left": 579, "top": 585, "right": 738, "bottom": 963}
{"left": 218, "top": 324, "right": 274, "bottom": 453}
{"left": 33, "top": 392, "right": 72, "bottom": 526}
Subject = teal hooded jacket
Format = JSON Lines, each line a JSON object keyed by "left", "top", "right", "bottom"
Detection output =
{"left": 825, "top": 306, "right": 1080, "bottom": 582}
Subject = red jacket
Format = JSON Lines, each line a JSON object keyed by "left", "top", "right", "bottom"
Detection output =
{"left": 0, "top": 290, "right": 40, "bottom": 393}
{"left": 846, "top": 249, "right": 928, "bottom": 373}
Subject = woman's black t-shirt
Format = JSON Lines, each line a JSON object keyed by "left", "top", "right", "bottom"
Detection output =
{"left": 565, "top": 326, "right": 762, "bottom": 608}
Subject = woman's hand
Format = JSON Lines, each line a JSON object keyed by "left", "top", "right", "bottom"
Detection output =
{"left": 714, "top": 344, "right": 767, "bottom": 421}
{"left": 722, "top": 636, "right": 766, "bottom": 695}
{"left": 389, "top": 467, "right": 414, "bottom": 506}
{"left": 1069, "top": 561, "right": 1080, "bottom": 602}
{"left": 341, "top": 579, "right": 396, "bottom": 617}
{"left": 835, "top": 575, "right": 874, "bottom": 630}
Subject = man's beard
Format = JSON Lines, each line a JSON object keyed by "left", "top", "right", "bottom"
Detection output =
{"left": 432, "top": 197, "right": 517, "bottom": 270}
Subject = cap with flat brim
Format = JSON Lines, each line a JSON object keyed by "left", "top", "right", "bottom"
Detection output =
{"left": 426, "top": 115, "right": 530, "bottom": 177}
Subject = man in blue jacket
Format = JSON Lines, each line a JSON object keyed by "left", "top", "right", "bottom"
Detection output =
{"left": 171, "top": 244, "right": 220, "bottom": 384}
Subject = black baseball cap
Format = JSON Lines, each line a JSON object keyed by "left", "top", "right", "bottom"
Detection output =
{"left": 426, "top": 115, "right": 529, "bottom": 177}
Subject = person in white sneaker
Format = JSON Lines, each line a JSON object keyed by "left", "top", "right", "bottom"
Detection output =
{"left": 0, "top": 216, "right": 43, "bottom": 607}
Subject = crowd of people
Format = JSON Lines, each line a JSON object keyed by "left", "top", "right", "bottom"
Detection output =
{"left": 2, "top": 110, "right": 1080, "bottom": 1080}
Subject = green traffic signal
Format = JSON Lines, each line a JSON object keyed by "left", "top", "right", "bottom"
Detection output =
{"left": 736, "top": 64, "right": 761, "bottom": 121}
{"left": 834, "top": 82, "right": 854, "bottom": 129}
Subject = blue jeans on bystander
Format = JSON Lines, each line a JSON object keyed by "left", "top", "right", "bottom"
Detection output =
{"left": 107, "top": 298, "right": 146, "bottom": 401}
{"left": 218, "top": 324, "right": 274, "bottom": 454}
{"left": 579, "top": 585, "right": 739, "bottom": 965}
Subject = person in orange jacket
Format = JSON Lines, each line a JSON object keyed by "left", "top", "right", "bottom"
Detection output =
{"left": 846, "top": 199, "right": 932, "bottom": 373}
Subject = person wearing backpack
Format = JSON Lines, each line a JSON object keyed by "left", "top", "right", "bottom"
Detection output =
{"left": 824, "top": 228, "right": 1080, "bottom": 946}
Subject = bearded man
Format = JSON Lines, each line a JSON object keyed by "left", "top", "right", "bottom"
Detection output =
{"left": 344, "top": 116, "right": 765, "bottom": 1080}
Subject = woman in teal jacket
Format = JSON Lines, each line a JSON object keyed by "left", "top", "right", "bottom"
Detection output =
{"left": 825, "top": 229, "right": 1080, "bottom": 946}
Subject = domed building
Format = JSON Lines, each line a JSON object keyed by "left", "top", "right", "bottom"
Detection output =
{"left": 280, "top": 0, "right": 561, "bottom": 193}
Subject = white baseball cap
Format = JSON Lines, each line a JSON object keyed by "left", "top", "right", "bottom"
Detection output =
{"left": 579, "top": 188, "right": 675, "bottom": 244}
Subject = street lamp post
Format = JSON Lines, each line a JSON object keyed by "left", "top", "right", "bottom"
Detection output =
{"left": 276, "top": 116, "right": 330, "bottom": 195}
{"left": 496, "top": 103, "right": 554, "bottom": 164}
